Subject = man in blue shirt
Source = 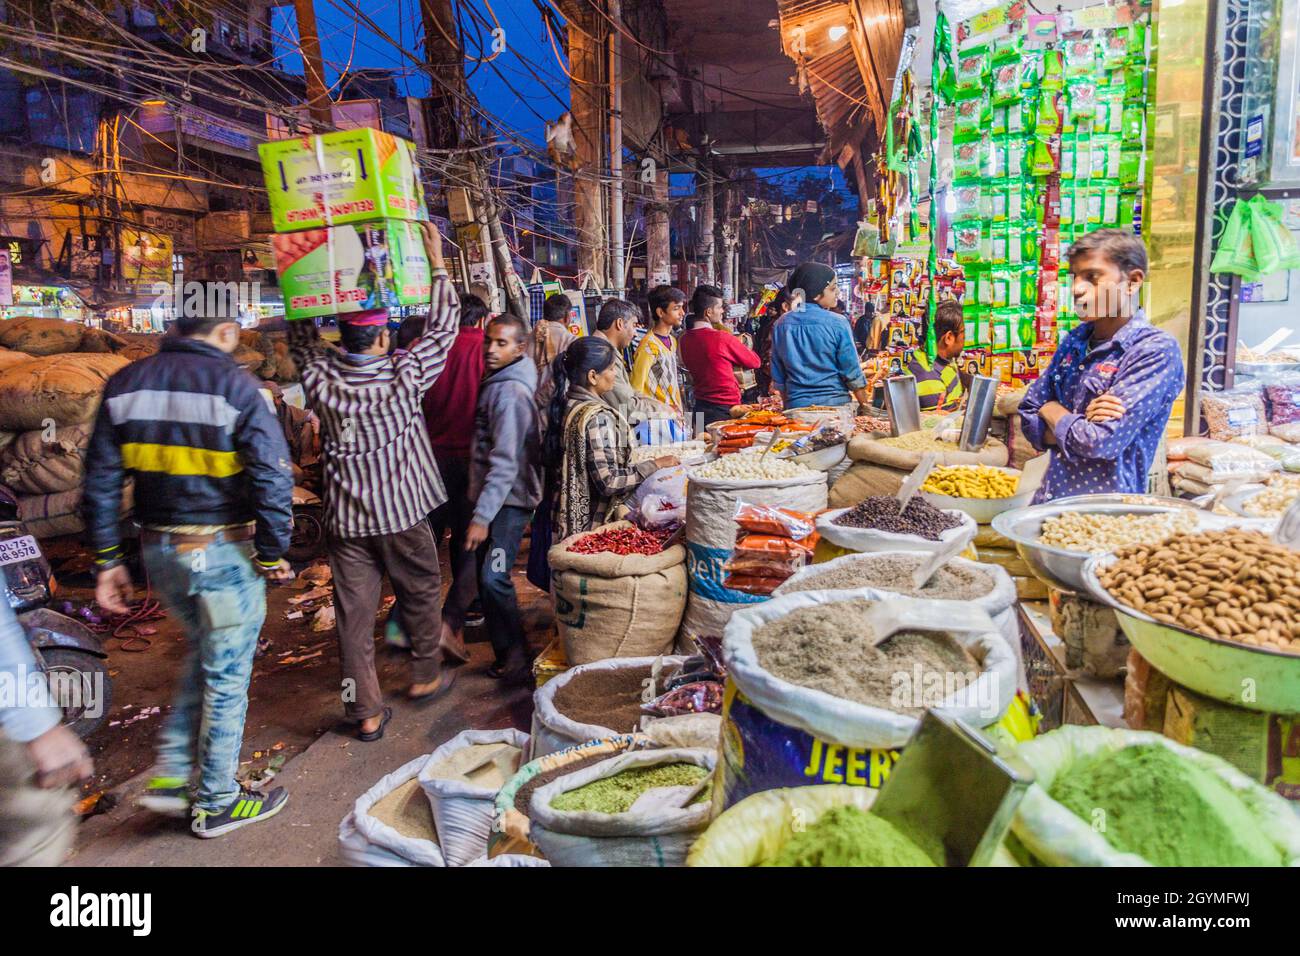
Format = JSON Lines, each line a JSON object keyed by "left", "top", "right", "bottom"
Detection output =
{"left": 1019, "top": 229, "right": 1184, "bottom": 503}
{"left": 771, "top": 262, "right": 870, "bottom": 409}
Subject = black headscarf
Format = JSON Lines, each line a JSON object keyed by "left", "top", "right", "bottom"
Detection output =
{"left": 786, "top": 262, "right": 837, "bottom": 303}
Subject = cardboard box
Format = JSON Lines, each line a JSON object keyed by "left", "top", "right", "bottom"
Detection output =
{"left": 1163, "top": 684, "right": 1300, "bottom": 802}
{"left": 259, "top": 128, "right": 427, "bottom": 232}
{"left": 272, "top": 219, "right": 430, "bottom": 320}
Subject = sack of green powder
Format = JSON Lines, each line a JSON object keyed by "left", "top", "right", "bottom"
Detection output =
{"left": 715, "top": 590, "right": 1019, "bottom": 813}
{"left": 527, "top": 748, "right": 715, "bottom": 867}
{"left": 338, "top": 755, "right": 445, "bottom": 867}
{"left": 1009, "top": 726, "right": 1300, "bottom": 867}
{"left": 417, "top": 728, "right": 529, "bottom": 867}
{"left": 549, "top": 521, "right": 688, "bottom": 666}
{"left": 529, "top": 655, "right": 688, "bottom": 758}
{"left": 491, "top": 734, "right": 647, "bottom": 858}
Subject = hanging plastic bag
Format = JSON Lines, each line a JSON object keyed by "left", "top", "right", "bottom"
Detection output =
{"left": 1210, "top": 200, "right": 1262, "bottom": 280}
{"left": 1247, "top": 196, "right": 1300, "bottom": 277}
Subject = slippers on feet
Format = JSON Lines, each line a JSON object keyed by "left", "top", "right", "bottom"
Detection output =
{"left": 357, "top": 706, "right": 393, "bottom": 742}
{"left": 408, "top": 668, "right": 457, "bottom": 702}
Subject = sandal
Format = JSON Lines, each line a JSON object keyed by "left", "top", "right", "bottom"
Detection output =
{"left": 408, "top": 669, "right": 457, "bottom": 702}
{"left": 357, "top": 706, "right": 393, "bottom": 742}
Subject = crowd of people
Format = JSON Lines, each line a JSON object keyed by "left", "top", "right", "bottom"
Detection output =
{"left": 0, "top": 222, "right": 1180, "bottom": 860}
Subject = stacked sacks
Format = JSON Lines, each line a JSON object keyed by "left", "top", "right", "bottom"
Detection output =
{"left": 0, "top": 316, "right": 84, "bottom": 356}
{"left": 831, "top": 432, "right": 1009, "bottom": 508}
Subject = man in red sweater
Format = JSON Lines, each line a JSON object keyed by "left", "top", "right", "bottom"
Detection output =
{"left": 679, "top": 284, "right": 761, "bottom": 428}
{"left": 400, "top": 292, "right": 488, "bottom": 662}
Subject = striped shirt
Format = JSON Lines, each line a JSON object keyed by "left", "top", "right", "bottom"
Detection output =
{"left": 288, "top": 274, "right": 459, "bottom": 537}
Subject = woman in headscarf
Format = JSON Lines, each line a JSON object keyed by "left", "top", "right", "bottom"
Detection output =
{"left": 770, "top": 263, "right": 870, "bottom": 410}
{"left": 544, "top": 336, "right": 680, "bottom": 543}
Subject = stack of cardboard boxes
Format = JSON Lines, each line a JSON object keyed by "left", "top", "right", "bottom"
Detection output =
{"left": 258, "top": 128, "right": 431, "bottom": 320}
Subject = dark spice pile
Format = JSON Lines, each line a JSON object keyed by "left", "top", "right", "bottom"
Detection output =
{"left": 831, "top": 496, "right": 962, "bottom": 540}
{"left": 551, "top": 664, "right": 653, "bottom": 733}
{"left": 513, "top": 750, "right": 617, "bottom": 815}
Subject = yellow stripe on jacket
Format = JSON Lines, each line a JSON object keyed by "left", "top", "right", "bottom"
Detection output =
{"left": 120, "top": 443, "right": 244, "bottom": 478}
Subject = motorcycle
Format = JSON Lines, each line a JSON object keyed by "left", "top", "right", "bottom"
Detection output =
{"left": 0, "top": 492, "right": 111, "bottom": 739}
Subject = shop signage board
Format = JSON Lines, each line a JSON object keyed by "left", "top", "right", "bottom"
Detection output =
{"left": 142, "top": 210, "right": 197, "bottom": 252}
{"left": 121, "top": 229, "right": 173, "bottom": 284}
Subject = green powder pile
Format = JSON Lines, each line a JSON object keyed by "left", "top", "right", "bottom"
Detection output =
{"left": 1048, "top": 745, "right": 1284, "bottom": 867}
{"left": 760, "top": 806, "right": 936, "bottom": 867}
{"left": 550, "top": 762, "right": 710, "bottom": 814}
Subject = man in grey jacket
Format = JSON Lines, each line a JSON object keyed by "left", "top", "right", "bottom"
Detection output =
{"left": 468, "top": 314, "right": 543, "bottom": 680}
{"left": 593, "top": 298, "right": 675, "bottom": 425}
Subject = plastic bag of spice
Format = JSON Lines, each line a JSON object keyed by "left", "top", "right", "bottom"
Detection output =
{"left": 733, "top": 502, "right": 817, "bottom": 540}
{"left": 418, "top": 728, "right": 529, "bottom": 867}
{"left": 527, "top": 748, "right": 716, "bottom": 867}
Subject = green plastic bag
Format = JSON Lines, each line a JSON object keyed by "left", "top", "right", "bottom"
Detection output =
{"left": 1247, "top": 195, "right": 1300, "bottom": 277}
{"left": 1210, "top": 199, "right": 1262, "bottom": 281}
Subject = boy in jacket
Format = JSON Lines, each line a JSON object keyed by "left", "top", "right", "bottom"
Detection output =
{"left": 468, "top": 314, "right": 543, "bottom": 680}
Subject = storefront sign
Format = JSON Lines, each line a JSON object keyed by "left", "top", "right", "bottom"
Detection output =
{"left": 142, "top": 210, "right": 197, "bottom": 252}
{"left": 121, "top": 229, "right": 173, "bottom": 284}
{"left": 0, "top": 250, "right": 11, "bottom": 306}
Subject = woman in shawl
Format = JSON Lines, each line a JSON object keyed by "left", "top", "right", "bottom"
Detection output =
{"left": 543, "top": 336, "right": 680, "bottom": 544}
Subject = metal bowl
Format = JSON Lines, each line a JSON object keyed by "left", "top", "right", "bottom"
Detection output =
{"left": 919, "top": 466, "right": 1033, "bottom": 523}
{"left": 1221, "top": 483, "right": 1293, "bottom": 519}
{"left": 992, "top": 499, "right": 1205, "bottom": 593}
{"left": 1048, "top": 493, "right": 1200, "bottom": 510}
{"left": 1080, "top": 554, "right": 1300, "bottom": 713}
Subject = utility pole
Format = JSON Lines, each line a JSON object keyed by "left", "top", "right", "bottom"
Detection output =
{"left": 292, "top": 0, "right": 333, "bottom": 128}
{"left": 647, "top": 166, "right": 670, "bottom": 288}
{"left": 699, "top": 158, "right": 715, "bottom": 286}
{"left": 607, "top": 0, "right": 624, "bottom": 295}
{"left": 419, "top": 0, "right": 527, "bottom": 317}
{"left": 559, "top": 0, "right": 608, "bottom": 287}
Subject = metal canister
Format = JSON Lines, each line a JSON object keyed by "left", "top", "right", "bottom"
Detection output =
{"left": 959, "top": 374, "right": 999, "bottom": 452}
{"left": 884, "top": 375, "right": 921, "bottom": 436}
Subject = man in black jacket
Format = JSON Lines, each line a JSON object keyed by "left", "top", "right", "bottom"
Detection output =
{"left": 83, "top": 306, "right": 295, "bottom": 839}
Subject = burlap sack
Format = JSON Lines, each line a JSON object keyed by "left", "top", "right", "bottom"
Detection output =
{"left": 0, "top": 353, "right": 129, "bottom": 430}
{"left": 0, "top": 423, "right": 91, "bottom": 494}
{"left": 828, "top": 462, "right": 908, "bottom": 507}
{"left": 549, "top": 521, "right": 687, "bottom": 665}
{"left": 0, "top": 317, "right": 83, "bottom": 356}
{"left": 994, "top": 386, "right": 1027, "bottom": 419}
{"left": 0, "top": 349, "right": 35, "bottom": 372}
{"left": 847, "top": 433, "right": 1009, "bottom": 470}
{"left": 77, "top": 328, "right": 129, "bottom": 354}
{"left": 18, "top": 480, "right": 133, "bottom": 539}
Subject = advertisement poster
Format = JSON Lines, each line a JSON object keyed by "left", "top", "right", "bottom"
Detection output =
{"left": 0, "top": 250, "right": 11, "bottom": 307}
{"left": 121, "top": 229, "right": 173, "bottom": 284}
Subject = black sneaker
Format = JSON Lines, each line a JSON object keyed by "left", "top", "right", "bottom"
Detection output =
{"left": 191, "top": 786, "right": 288, "bottom": 839}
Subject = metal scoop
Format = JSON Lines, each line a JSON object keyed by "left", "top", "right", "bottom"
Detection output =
{"left": 871, "top": 709, "right": 1035, "bottom": 867}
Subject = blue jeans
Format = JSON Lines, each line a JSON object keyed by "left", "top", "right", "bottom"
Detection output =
{"left": 144, "top": 534, "right": 267, "bottom": 813}
{"left": 479, "top": 505, "right": 532, "bottom": 665}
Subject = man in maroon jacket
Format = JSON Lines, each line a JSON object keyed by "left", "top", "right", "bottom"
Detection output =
{"left": 679, "top": 284, "right": 761, "bottom": 428}
{"left": 399, "top": 292, "right": 488, "bottom": 662}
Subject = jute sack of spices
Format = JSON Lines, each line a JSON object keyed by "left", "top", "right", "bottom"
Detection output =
{"left": 0, "top": 353, "right": 129, "bottom": 430}
{"left": 417, "top": 728, "right": 529, "bottom": 867}
{"left": 0, "top": 349, "right": 35, "bottom": 373}
{"left": 714, "top": 589, "right": 1020, "bottom": 814}
{"left": 19, "top": 480, "right": 133, "bottom": 539}
{"left": 528, "top": 748, "right": 715, "bottom": 867}
{"left": 0, "top": 423, "right": 92, "bottom": 495}
{"left": 338, "top": 755, "right": 446, "bottom": 867}
{"left": 683, "top": 468, "right": 827, "bottom": 640}
{"left": 549, "top": 521, "right": 687, "bottom": 666}
{"left": 492, "top": 734, "right": 646, "bottom": 858}
{"left": 529, "top": 655, "right": 687, "bottom": 758}
{"left": 1009, "top": 726, "right": 1300, "bottom": 867}
{"left": 0, "top": 316, "right": 84, "bottom": 356}
{"left": 834, "top": 435, "right": 1009, "bottom": 506}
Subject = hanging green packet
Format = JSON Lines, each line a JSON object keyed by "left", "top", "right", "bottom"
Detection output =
{"left": 1040, "top": 49, "right": 1065, "bottom": 92}
{"left": 951, "top": 180, "right": 990, "bottom": 220}
{"left": 1119, "top": 145, "right": 1142, "bottom": 187}
{"left": 1090, "top": 135, "right": 1122, "bottom": 179}
{"left": 1121, "top": 103, "right": 1144, "bottom": 142}
{"left": 1064, "top": 36, "right": 1097, "bottom": 80}
{"left": 1064, "top": 82, "right": 1098, "bottom": 132}
{"left": 953, "top": 134, "right": 989, "bottom": 180}
{"left": 1119, "top": 187, "right": 1139, "bottom": 227}
{"left": 955, "top": 44, "right": 990, "bottom": 95}
{"left": 1210, "top": 200, "right": 1262, "bottom": 280}
{"left": 1247, "top": 195, "right": 1300, "bottom": 275}
{"left": 1095, "top": 90, "right": 1125, "bottom": 135}
{"left": 1127, "top": 19, "right": 1148, "bottom": 62}
{"left": 1101, "top": 28, "right": 1129, "bottom": 71}
{"left": 991, "top": 269, "right": 1013, "bottom": 308}
{"left": 953, "top": 219, "right": 986, "bottom": 265}
{"left": 953, "top": 91, "right": 991, "bottom": 140}
{"left": 1020, "top": 50, "right": 1044, "bottom": 90}
{"left": 992, "top": 60, "right": 1021, "bottom": 104}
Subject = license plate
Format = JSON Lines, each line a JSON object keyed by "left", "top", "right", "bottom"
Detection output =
{"left": 0, "top": 535, "right": 42, "bottom": 567}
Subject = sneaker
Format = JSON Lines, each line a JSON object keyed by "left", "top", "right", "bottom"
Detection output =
{"left": 138, "top": 776, "right": 190, "bottom": 817}
{"left": 191, "top": 786, "right": 288, "bottom": 839}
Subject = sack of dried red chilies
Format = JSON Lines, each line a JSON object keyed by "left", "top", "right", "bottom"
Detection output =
{"left": 569, "top": 527, "right": 672, "bottom": 556}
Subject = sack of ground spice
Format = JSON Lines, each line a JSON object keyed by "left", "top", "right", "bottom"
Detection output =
{"left": 528, "top": 748, "right": 716, "bottom": 867}
{"left": 714, "top": 591, "right": 1021, "bottom": 813}
{"left": 816, "top": 498, "right": 976, "bottom": 556}
{"left": 1009, "top": 726, "right": 1300, "bottom": 867}
{"left": 339, "top": 755, "right": 446, "bottom": 867}
{"left": 491, "top": 735, "right": 645, "bottom": 858}
{"left": 417, "top": 728, "right": 529, "bottom": 866}
{"left": 529, "top": 656, "right": 688, "bottom": 758}
{"left": 549, "top": 521, "right": 687, "bottom": 666}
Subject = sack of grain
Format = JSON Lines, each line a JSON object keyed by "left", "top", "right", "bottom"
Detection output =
{"left": 528, "top": 747, "right": 716, "bottom": 867}
{"left": 683, "top": 469, "right": 827, "bottom": 640}
{"left": 994, "top": 386, "right": 1027, "bottom": 419}
{"left": 0, "top": 353, "right": 129, "bottom": 430}
{"left": 529, "top": 655, "right": 687, "bottom": 759}
{"left": 0, "top": 316, "right": 83, "bottom": 355}
{"left": 77, "top": 328, "right": 129, "bottom": 354}
{"left": 417, "top": 728, "right": 529, "bottom": 867}
{"left": 715, "top": 589, "right": 1021, "bottom": 812}
{"left": 847, "top": 433, "right": 1008, "bottom": 470}
{"left": 0, "top": 349, "right": 34, "bottom": 372}
{"left": 828, "top": 461, "right": 909, "bottom": 506}
{"left": 0, "top": 423, "right": 92, "bottom": 495}
{"left": 338, "top": 755, "right": 445, "bottom": 867}
{"left": 1009, "top": 726, "right": 1300, "bottom": 866}
{"left": 19, "top": 481, "right": 132, "bottom": 539}
{"left": 549, "top": 521, "right": 687, "bottom": 666}
{"left": 492, "top": 734, "right": 644, "bottom": 857}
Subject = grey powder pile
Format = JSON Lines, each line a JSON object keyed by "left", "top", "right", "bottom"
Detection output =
{"left": 780, "top": 554, "right": 994, "bottom": 601}
{"left": 751, "top": 600, "right": 979, "bottom": 715}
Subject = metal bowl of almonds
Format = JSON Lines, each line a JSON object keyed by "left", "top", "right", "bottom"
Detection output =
{"left": 1080, "top": 530, "right": 1300, "bottom": 713}
{"left": 992, "top": 499, "right": 1211, "bottom": 594}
